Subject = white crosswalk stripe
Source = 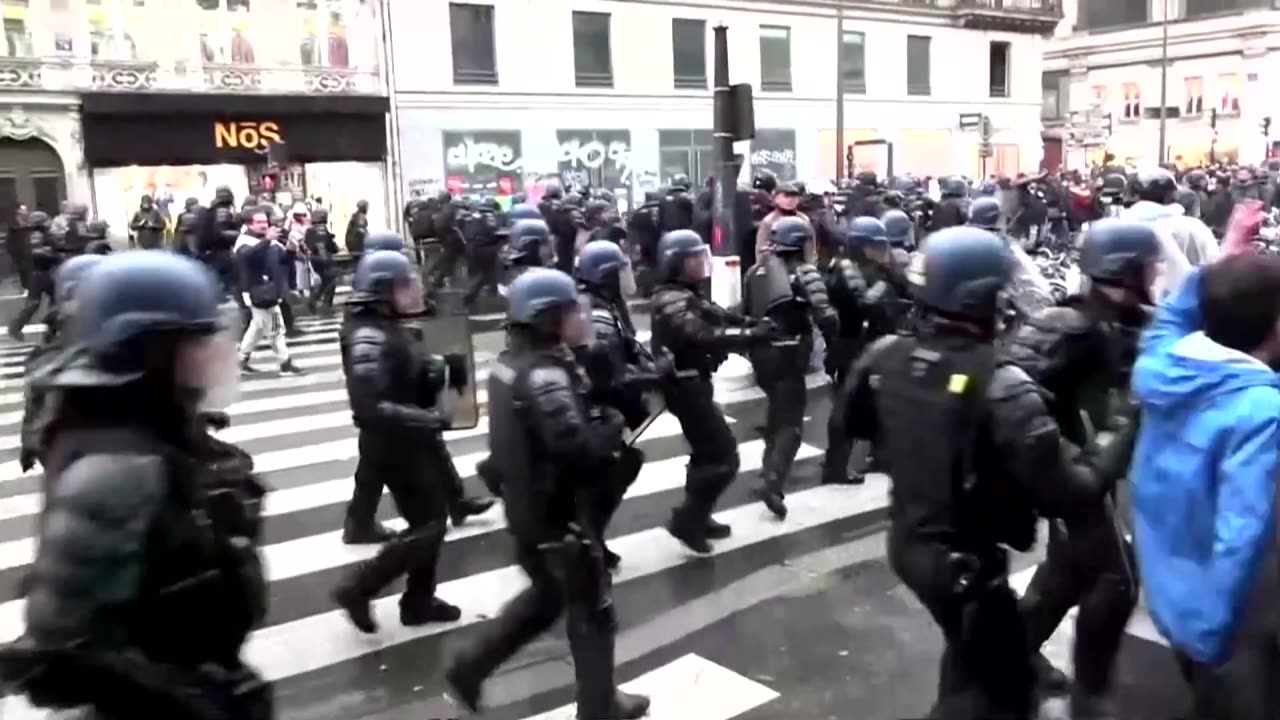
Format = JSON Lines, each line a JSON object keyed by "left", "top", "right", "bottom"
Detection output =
{"left": 0, "top": 321, "right": 1168, "bottom": 719}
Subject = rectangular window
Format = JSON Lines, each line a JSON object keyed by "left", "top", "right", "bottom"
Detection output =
{"left": 907, "top": 35, "right": 931, "bottom": 96}
{"left": 1041, "top": 70, "right": 1067, "bottom": 120}
{"left": 658, "top": 129, "right": 714, "bottom": 182}
{"left": 1187, "top": 0, "right": 1269, "bottom": 20}
{"left": 31, "top": 174, "right": 60, "bottom": 218}
{"left": 989, "top": 41, "right": 1010, "bottom": 98}
{"left": 449, "top": 3, "right": 498, "bottom": 85}
{"left": 841, "top": 30, "right": 865, "bottom": 93}
{"left": 1076, "top": 0, "right": 1149, "bottom": 30}
{"left": 572, "top": 11, "right": 613, "bottom": 88}
{"left": 1122, "top": 82, "right": 1141, "bottom": 120}
{"left": 758, "top": 25, "right": 791, "bottom": 92}
{"left": 1218, "top": 72, "right": 1241, "bottom": 114}
{"left": 1183, "top": 76, "right": 1204, "bottom": 115}
{"left": 672, "top": 18, "right": 707, "bottom": 89}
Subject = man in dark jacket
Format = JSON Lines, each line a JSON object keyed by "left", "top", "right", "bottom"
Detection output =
{"left": 234, "top": 209, "right": 302, "bottom": 375}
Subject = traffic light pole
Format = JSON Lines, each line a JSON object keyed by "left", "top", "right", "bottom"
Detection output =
{"left": 712, "top": 24, "right": 735, "bottom": 257}
{"left": 1157, "top": 0, "right": 1170, "bottom": 163}
{"left": 834, "top": 3, "right": 846, "bottom": 181}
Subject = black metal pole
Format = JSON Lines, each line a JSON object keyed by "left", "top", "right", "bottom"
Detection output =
{"left": 712, "top": 24, "right": 735, "bottom": 257}
{"left": 835, "top": 4, "right": 845, "bottom": 181}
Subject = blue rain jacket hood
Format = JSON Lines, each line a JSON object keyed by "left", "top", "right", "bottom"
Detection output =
{"left": 1130, "top": 267, "right": 1280, "bottom": 664}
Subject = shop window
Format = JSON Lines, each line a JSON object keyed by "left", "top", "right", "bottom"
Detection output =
{"left": 1184, "top": 76, "right": 1204, "bottom": 116}
{"left": 1, "top": 18, "right": 28, "bottom": 58}
{"left": 556, "top": 129, "right": 632, "bottom": 193}
{"left": 759, "top": 25, "right": 791, "bottom": 92}
{"left": 658, "top": 129, "right": 714, "bottom": 184}
{"left": 449, "top": 3, "right": 497, "bottom": 85}
{"left": 841, "top": 30, "right": 865, "bottom": 94}
{"left": 989, "top": 41, "right": 1010, "bottom": 98}
{"left": 1122, "top": 83, "right": 1141, "bottom": 120}
{"left": 907, "top": 35, "right": 931, "bottom": 96}
{"left": 572, "top": 11, "right": 613, "bottom": 89}
{"left": 671, "top": 18, "right": 707, "bottom": 90}
{"left": 1219, "top": 72, "right": 1241, "bottom": 115}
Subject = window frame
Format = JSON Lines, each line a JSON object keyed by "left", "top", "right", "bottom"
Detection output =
{"left": 1183, "top": 75, "right": 1204, "bottom": 117}
{"left": 671, "top": 18, "right": 708, "bottom": 90}
{"left": 1217, "top": 72, "right": 1242, "bottom": 115}
{"left": 906, "top": 34, "right": 931, "bottom": 97}
{"left": 758, "top": 24, "right": 792, "bottom": 93}
{"left": 449, "top": 2, "right": 498, "bottom": 86}
{"left": 1121, "top": 81, "right": 1142, "bottom": 121}
{"left": 571, "top": 10, "right": 613, "bottom": 89}
{"left": 989, "top": 40, "right": 1011, "bottom": 99}
{"left": 840, "top": 29, "right": 866, "bottom": 94}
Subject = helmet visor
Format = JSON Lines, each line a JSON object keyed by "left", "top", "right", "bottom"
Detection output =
{"left": 175, "top": 329, "right": 240, "bottom": 412}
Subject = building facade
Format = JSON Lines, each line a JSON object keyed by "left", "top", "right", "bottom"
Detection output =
{"left": 387, "top": 0, "right": 1059, "bottom": 210}
{"left": 0, "top": 0, "right": 392, "bottom": 246}
{"left": 1042, "top": 0, "right": 1280, "bottom": 170}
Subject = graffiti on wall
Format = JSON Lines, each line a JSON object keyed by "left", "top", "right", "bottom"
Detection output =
{"left": 750, "top": 129, "right": 798, "bottom": 182}
{"left": 556, "top": 130, "right": 632, "bottom": 192}
{"left": 443, "top": 131, "right": 524, "bottom": 197}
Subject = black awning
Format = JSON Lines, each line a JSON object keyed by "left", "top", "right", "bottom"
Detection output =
{"left": 80, "top": 92, "right": 389, "bottom": 117}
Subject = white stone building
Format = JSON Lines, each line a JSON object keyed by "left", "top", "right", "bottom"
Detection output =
{"left": 387, "top": 0, "right": 1059, "bottom": 209}
{"left": 1042, "top": 0, "right": 1279, "bottom": 170}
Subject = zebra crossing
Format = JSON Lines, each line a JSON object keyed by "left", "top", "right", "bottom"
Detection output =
{"left": 0, "top": 314, "right": 1176, "bottom": 719}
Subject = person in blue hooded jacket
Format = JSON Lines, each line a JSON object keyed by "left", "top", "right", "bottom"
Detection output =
{"left": 1131, "top": 249, "right": 1280, "bottom": 720}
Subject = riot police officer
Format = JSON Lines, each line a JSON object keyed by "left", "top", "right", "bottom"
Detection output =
{"left": 650, "top": 230, "right": 779, "bottom": 553}
{"left": 18, "top": 253, "right": 104, "bottom": 473}
{"left": 1004, "top": 219, "right": 1159, "bottom": 718}
{"left": 658, "top": 173, "right": 695, "bottom": 233}
{"left": 744, "top": 217, "right": 838, "bottom": 519}
{"left": 174, "top": 197, "right": 204, "bottom": 256}
{"left": 882, "top": 208, "right": 915, "bottom": 250}
{"left": 202, "top": 186, "right": 241, "bottom": 290}
{"left": 345, "top": 199, "right": 370, "bottom": 255}
{"left": 575, "top": 240, "right": 652, "bottom": 569}
{"left": 506, "top": 218, "right": 553, "bottom": 284}
{"left": 445, "top": 268, "right": 650, "bottom": 720}
{"left": 0, "top": 251, "right": 271, "bottom": 720}
{"left": 463, "top": 197, "right": 507, "bottom": 306}
{"left": 820, "top": 217, "right": 885, "bottom": 487}
{"left": 838, "top": 227, "right": 1137, "bottom": 720}
{"left": 332, "top": 249, "right": 466, "bottom": 631}
{"left": 8, "top": 211, "right": 53, "bottom": 342}
{"left": 304, "top": 207, "right": 341, "bottom": 314}
{"left": 929, "top": 176, "right": 969, "bottom": 232}
{"left": 849, "top": 215, "right": 911, "bottom": 341}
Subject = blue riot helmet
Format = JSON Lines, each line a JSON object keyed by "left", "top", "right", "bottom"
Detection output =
{"left": 910, "top": 226, "right": 1014, "bottom": 323}
{"left": 54, "top": 254, "right": 105, "bottom": 309}
{"left": 506, "top": 267, "right": 587, "bottom": 344}
{"left": 577, "top": 240, "right": 634, "bottom": 296}
{"left": 38, "top": 251, "right": 230, "bottom": 403}
{"left": 508, "top": 203, "right": 542, "bottom": 222}
{"left": 1130, "top": 167, "right": 1178, "bottom": 204}
{"left": 881, "top": 210, "right": 913, "bottom": 248}
{"left": 978, "top": 180, "right": 1000, "bottom": 197}
{"left": 365, "top": 230, "right": 406, "bottom": 253}
{"left": 352, "top": 249, "right": 423, "bottom": 314}
{"left": 967, "top": 197, "right": 1002, "bottom": 231}
{"left": 771, "top": 216, "right": 813, "bottom": 253}
{"left": 1078, "top": 219, "right": 1162, "bottom": 297}
{"left": 657, "top": 229, "right": 710, "bottom": 282}
{"left": 848, "top": 216, "right": 888, "bottom": 245}
{"left": 508, "top": 218, "right": 551, "bottom": 264}
{"left": 939, "top": 176, "right": 969, "bottom": 199}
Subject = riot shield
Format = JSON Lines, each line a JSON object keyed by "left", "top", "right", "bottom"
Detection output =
{"left": 416, "top": 289, "right": 480, "bottom": 430}
{"left": 745, "top": 254, "right": 794, "bottom": 319}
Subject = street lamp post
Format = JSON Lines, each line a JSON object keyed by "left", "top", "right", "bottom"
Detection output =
{"left": 1157, "top": 0, "right": 1170, "bottom": 163}
{"left": 835, "top": 2, "right": 846, "bottom": 181}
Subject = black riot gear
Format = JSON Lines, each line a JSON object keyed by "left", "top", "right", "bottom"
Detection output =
{"left": 2, "top": 251, "right": 271, "bottom": 720}
{"left": 507, "top": 218, "right": 551, "bottom": 275}
{"left": 745, "top": 219, "right": 838, "bottom": 519}
{"left": 848, "top": 216, "right": 888, "bottom": 248}
{"left": 508, "top": 202, "right": 542, "bottom": 222}
{"left": 651, "top": 230, "right": 778, "bottom": 552}
{"left": 332, "top": 247, "right": 465, "bottom": 629}
{"left": 838, "top": 227, "right": 1138, "bottom": 720}
{"left": 1130, "top": 167, "right": 1178, "bottom": 204}
{"left": 940, "top": 176, "right": 968, "bottom": 199}
{"left": 968, "top": 197, "right": 1002, "bottom": 231}
{"left": 752, "top": 168, "right": 778, "bottom": 194}
{"left": 174, "top": 197, "right": 203, "bottom": 256}
{"left": 365, "top": 230, "right": 406, "bottom": 253}
{"left": 1004, "top": 220, "right": 1155, "bottom": 712}
{"left": 669, "top": 173, "right": 692, "bottom": 192}
{"left": 446, "top": 266, "right": 650, "bottom": 720}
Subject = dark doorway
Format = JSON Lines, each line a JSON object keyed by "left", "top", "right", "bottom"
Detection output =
{"left": 0, "top": 137, "right": 65, "bottom": 289}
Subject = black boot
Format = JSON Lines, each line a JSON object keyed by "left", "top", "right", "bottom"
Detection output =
{"left": 331, "top": 582, "right": 378, "bottom": 634}
{"left": 666, "top": 505, "right": 712, "bottom": 554}
{"left": 476, "top": 455, "right": 503, "bottom": 498}
{"left": 332, "top": 533, "right": 419, "bottom": 633}
{"left": 342, "top": 521, "right": 395, "bottom": 545}
{"left": 444, "top": 661, "right": 484, "bottom": 714}
{"left": 567, "top": 611, "right": 650, "bottom": 720}
{"left": 443, "top": 453, "right": 496, "bottom": 526}
{"left": 755, "top": 427, "right": 801, "bottom": 520}
{"left": 704, "top": 518, "right": 732, "bottom": 539}
{"left": 450, "top": 497, "right": 495, "bottom": 527}
{"left": 401, "top": 597, "right": 461, "bottom": 627}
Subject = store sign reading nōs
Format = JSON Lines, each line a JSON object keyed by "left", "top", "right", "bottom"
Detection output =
{"left": 82, "top": 111, "right": 386, "bottom": 167}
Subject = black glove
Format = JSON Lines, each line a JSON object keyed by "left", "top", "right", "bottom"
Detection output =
{"left": 444, "top": 353, "right": 469, "bottom": 391}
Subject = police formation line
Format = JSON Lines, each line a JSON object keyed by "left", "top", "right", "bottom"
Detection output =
{"left": 0, "top": 164, "right": 1269, "bottom": 720}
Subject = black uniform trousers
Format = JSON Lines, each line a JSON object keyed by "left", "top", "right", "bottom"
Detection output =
{"left": 455, "top": 540, "right": 619, "bottom": 718}
{"left": 822, "top": 344, "right": 861, "bottom": 483}
{"left": 754, "top": 350, "right": 808, "bottom": 494}
{"left": 343, "top": 432, "right": 449, "bottom": 610}
{"left": 1019, "top": 508, "right": 1137, "bottom": 696}
{"left": 463, "top": 248, "right": 503, "bottom": 306}
{"left": 345, "top": 433, "right": 471, "bottom": 531}
{"left": 308, "top": 258, "right": 338, "bottom": 311}
{"left": 663, "top": 378, "right": 739, "bottom": 522}
{"left": 8, "top": 268, "right": 53, "bottom": 337}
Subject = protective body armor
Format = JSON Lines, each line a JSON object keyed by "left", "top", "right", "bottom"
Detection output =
{"left": 340, "top": 314, "right": 448, "bottom": 439}
{"left": 581, "top": 291, "right": 652, "bottom": 430}
{"left": 649, "top": 283, "right": 747, "bottom": 377}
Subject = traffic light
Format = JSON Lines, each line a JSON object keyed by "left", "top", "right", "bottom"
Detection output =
{"left": 1103, "top": 112, "right": 1113, "bottom": 135}
{"left": 1210, "top": 108, "right": 1218, "bottom": 130}
{"left": 1262, "top": 116, "right": 1272, "bottom": 136}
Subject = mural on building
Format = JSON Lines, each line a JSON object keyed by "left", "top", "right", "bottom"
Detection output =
{"left": 442, "top": 131, "right": 524, "bottom": 198}
{"left": 749, "top": 129, "right": 797, "bottom": 182}
{"left": 555, "top": 129, "right": 632, "bottom": 193}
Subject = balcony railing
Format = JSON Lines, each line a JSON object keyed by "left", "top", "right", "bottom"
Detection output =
{"left": 0, "top": 56, "right": 379, "bottom": 95}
